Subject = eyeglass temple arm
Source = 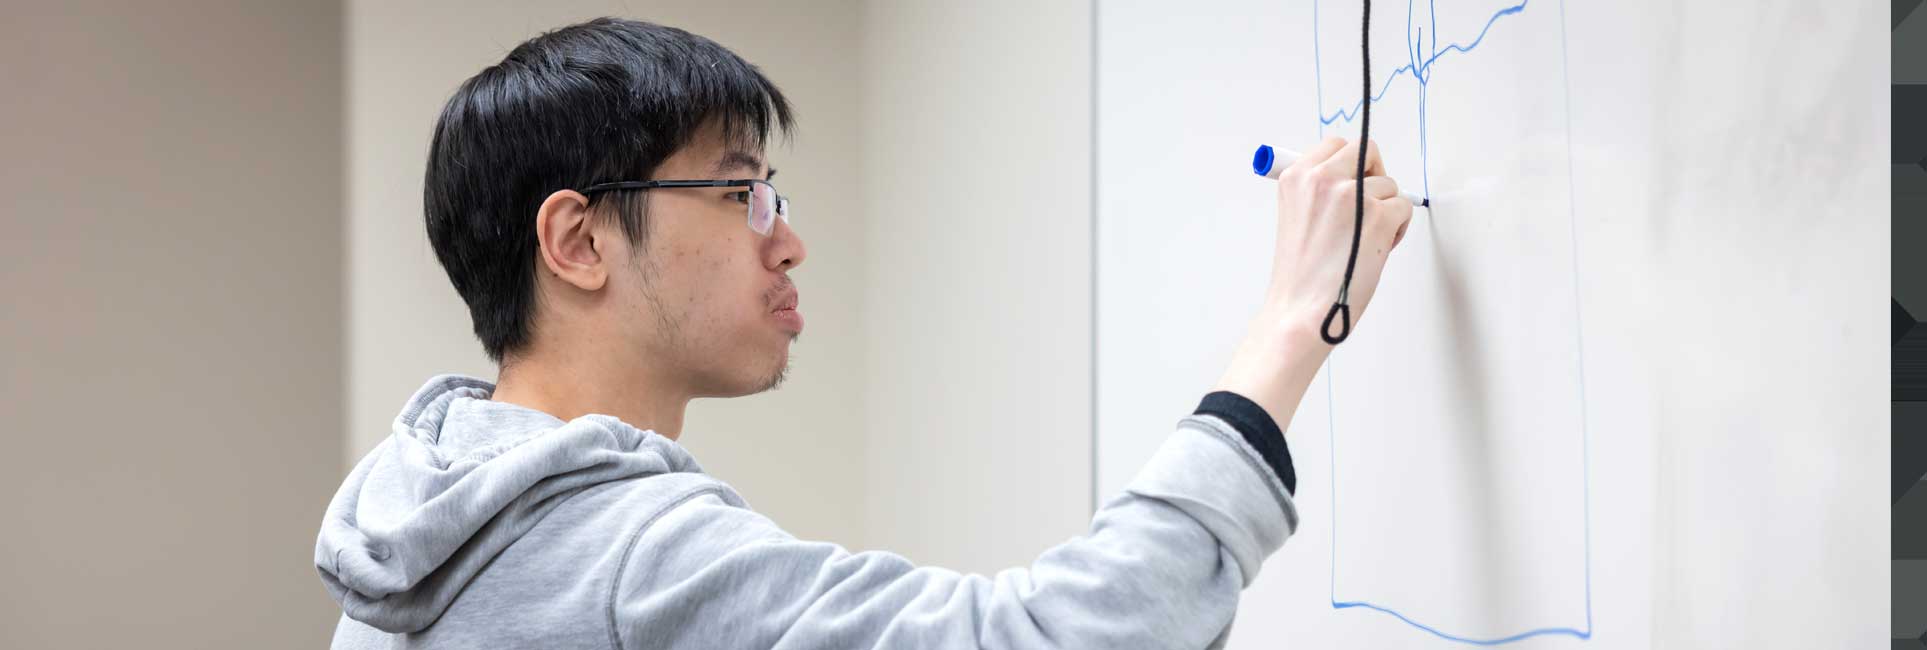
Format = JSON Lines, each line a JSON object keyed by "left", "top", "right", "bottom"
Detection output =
{"left": 580, "top": 179, "right": 754, "bottom": 193}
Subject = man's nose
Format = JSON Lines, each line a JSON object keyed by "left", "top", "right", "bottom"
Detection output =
{"left": 766, "top": 217, "right": 806, "bottom": 271}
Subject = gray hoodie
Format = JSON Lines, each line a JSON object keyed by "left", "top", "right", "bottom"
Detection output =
{"left": 317, "top": 375, "right": 1299, "bottom": 649}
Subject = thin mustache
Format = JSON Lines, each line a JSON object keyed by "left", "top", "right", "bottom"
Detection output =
{"left": 768, "top": 275, "right": 796, "bottom": 309}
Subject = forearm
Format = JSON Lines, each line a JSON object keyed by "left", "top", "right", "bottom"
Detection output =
{"left": 1211, "top": 313, "right": 1331, "bottom": 437}
{"left": 619, "top": 413, "right": 1300, "bottom": 649}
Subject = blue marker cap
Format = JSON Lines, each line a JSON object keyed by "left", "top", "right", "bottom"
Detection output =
{"left": 1252, "top": 144, "right": 1275, "bottom": 177}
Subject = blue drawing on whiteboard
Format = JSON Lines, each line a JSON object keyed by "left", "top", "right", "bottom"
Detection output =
{"left": 1312, "top": 0, "right": 1595, "bottom": 644}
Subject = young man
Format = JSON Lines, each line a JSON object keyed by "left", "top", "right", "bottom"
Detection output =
{"left": 316, "top": 17, "right": 1412, "bottom": 649}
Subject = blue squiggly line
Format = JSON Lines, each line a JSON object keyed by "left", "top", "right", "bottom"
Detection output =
{"left": 1331, "top": 600, "right": 1589, "bottom": 645}
{"left": 1318, "top": 0, "right": 1530, "bottom": 126}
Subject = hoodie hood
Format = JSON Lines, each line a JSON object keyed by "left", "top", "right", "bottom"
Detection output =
{"left": 315, "top": 374, "right": 705, "bottom": 633}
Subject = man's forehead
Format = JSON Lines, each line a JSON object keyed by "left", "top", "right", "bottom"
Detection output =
{"left": 713, "top": 149, "right": 775, "bottom": 179}
{"left": 712, "top": 149, "right": 764, "bottom": 173}
{"left": 657, "top": 126, "right": 775, "bottom": 179}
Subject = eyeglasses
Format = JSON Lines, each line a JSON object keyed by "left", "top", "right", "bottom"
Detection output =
{"left": 578, "top": 179, "right": 790, "bottom": 236}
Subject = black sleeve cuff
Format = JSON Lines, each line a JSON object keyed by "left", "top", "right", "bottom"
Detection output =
{"left": 1193, "top": 391, "right": 1297, "bottom": 495}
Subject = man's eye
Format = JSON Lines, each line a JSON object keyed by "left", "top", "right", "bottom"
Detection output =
{"left": 726, "top": 191, "right": 751, "bottom": 204}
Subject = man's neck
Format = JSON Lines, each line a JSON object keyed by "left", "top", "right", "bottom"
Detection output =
{"left": 489, "top": 353, "right": 691, "bottom": 440}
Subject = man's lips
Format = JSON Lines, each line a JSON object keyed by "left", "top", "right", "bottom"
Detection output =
{"left": 770, "top": 284, "right": 803, "bottom": 332}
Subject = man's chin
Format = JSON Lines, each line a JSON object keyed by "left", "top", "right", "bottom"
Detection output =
{"left": 742, "top": 344, "right": 792, "bottom": 395}
{"left": 751, "top": 358, "right": 790, "bottom": 393}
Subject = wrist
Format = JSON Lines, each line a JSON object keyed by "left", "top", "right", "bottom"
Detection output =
{"left": 1211, "top": 320, "right": 1329, "bottom": 433}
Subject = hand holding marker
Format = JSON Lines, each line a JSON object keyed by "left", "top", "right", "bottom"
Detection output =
{"left": 1252, "top": 144, "right": 1429, "bottom": 208}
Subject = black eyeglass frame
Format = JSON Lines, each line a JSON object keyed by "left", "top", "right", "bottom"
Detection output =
{"left": 577, "top": 179, "right": 790, "bottom": 235}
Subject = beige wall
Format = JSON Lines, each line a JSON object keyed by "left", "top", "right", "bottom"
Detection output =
{"left": 345, "top": 0, "right": 869, "bottom": 548}
{"left": 858, "top": 0, "right": 1094, "bottom": 573}
{"left": 0, "top": 1, "right": 344, "bottom": 646}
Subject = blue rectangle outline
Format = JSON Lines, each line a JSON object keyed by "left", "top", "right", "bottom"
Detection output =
{"left": 1314, "top": 0, "right": 1594, "bottom": 643}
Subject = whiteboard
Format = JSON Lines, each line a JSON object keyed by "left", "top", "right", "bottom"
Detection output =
{"left": 1094, "top": 0, "right": 1888, "bottom": 647}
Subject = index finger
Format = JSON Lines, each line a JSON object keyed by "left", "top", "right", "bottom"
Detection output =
{"left": 1289, "top": 136, "right": 1348, "bottom": 173}
{"left": 1319, "top": 138, "right": 1387, "bottom": 178}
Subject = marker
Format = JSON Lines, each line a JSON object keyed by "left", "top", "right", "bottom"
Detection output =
{"left": 1251, "top": 144, "right": 1430, "bottom": 208}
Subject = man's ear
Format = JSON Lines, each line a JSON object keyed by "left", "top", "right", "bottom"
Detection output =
{"left": 534, "top": 190, "right": 608, "bottom": 292}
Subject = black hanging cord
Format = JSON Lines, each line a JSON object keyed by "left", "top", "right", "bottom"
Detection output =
{"left": 1320, "top": 0, "right": 1372, "bottom": 345}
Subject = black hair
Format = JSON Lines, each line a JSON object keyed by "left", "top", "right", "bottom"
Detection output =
{"left": 424, "top": 17, "right": 793, "bottom": 363}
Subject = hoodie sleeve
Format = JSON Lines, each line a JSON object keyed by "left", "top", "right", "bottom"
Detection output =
{"left": 609, "top": 405, "right": 1299, "bottom": 650}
